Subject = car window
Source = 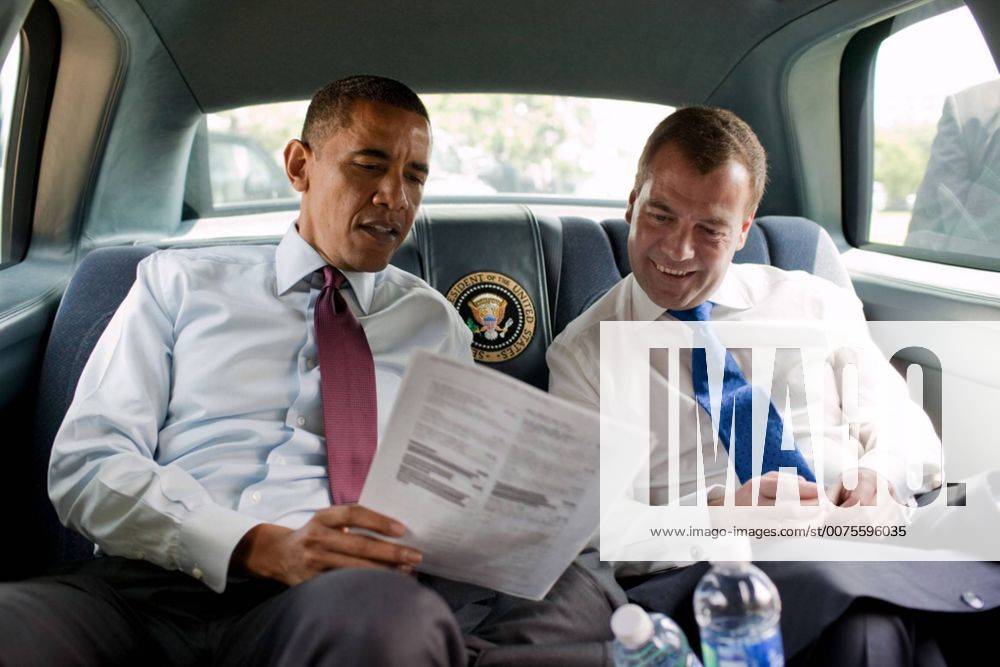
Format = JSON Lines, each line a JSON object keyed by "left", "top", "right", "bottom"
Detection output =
{"left": 209, "top": 134, "right": 296, "bottom": 205}
{"left": 188, "top": 94, "right": 674, "bottom": 218}
{"left": 868, "top": 3, "right": 999, "bottom": 261}
{"left": 0, "top": 35, "right": 21, "bottom": 258}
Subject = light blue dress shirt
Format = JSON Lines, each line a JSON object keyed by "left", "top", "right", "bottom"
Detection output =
{"left": 48, "top": 223, "right": 473, "bottom": 592}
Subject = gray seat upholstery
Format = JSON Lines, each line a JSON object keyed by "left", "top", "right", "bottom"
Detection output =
{"left": 24, "top": 210, "right": 850, "bottom": 573}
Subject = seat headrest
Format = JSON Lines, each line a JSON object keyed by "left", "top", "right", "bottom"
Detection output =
{"left": 409, "top": 205, "right": 561, "bottom": 389}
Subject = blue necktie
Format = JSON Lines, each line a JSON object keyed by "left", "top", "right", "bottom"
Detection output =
{"left": 668, "top": 302, "right": 816, "bottom": 484}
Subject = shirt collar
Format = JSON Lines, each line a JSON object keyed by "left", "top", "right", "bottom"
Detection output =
{"left": 629, "top": 264, "right": 754, "bottom": 320}
{"left": 274, "top": 222, "right": 377, "bottom": 314}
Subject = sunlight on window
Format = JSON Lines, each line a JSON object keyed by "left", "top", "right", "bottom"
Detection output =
{"left": 870, "top": 4, "right": 999, "bottom": 257}
{"left": 196, "top": 94, "right": 674, "bottom": 214}
{"left": 421, "top": 95, "right": 671, "bottom": 200}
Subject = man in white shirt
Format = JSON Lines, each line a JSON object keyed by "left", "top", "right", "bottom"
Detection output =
{"left": 0, "top": 76, "right": 615, "bottom": 666}
{"left": 549, "top": 106, "right": 999, "bottom": 665}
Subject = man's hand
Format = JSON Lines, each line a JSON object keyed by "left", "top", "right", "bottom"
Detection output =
{"left": 828, "top": 468, "right": 899, "bottom": 507}
{"left": 230, "top": 505, "right": 423, "bottom": 586}
{"left": 709, "top": 471, "right": 820, "bottom": 506}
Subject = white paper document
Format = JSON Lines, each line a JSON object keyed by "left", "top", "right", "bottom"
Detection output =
{"left": 358, "top": 351, "right": 601, "bottom": 600}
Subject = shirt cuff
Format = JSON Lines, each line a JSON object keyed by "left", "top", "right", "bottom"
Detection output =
{"left": 179, "top": 504, "right": 264, "bottom": 593}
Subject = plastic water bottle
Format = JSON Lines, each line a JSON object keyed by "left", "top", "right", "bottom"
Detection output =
{"left": 694, "top": 561, "right": 784, "bottom": 667}
{"left": 611, "top": 603, "right": 702, "bottom": 667}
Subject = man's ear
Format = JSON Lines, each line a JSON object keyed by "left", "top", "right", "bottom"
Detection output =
{"left": 284, "top": 139, "right": 311, "bottom": 193}
{"left": 625, "top": 189, "right": 638, "bottom": 224}
{"left": 736, "top": 205, "right": 757, "bottom": 250}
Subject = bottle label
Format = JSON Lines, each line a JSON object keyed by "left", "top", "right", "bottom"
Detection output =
{"left": 701, "top": 626, "right": 784, "bottom": 667}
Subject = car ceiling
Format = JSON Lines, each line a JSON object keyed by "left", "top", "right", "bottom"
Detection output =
{"left": 132, "top": 0, "right": 836, "bottom": 111}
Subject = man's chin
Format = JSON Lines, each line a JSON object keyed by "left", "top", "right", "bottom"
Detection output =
{"left": 637, "top": 277, "right": 703, "bottom": 311}
{"left": 345, "top": 233, "right": 406, "bottom": 272}
{"left": 344, "top": 252, "right": 393, "bottom": 273}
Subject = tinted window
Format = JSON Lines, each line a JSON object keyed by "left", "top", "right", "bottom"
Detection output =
{"left": 188, "top": 94, "right": 674, "bottom": 217}
{"left": 869, "top": 4, "right": 999, "bottom": 260}
{"left": 209, "top": 134, "right": 295, "bottom": 205}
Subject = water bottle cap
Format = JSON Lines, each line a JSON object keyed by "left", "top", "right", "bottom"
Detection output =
{"left": 610, "top": 604, "right": 654, "bottom": 649}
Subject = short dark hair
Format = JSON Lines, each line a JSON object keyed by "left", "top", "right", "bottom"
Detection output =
{"left": 301, "top": 75, "right": 430, "bottom": 149}
{"left": 634, "top": 106, "right": 767, "bottom": 212}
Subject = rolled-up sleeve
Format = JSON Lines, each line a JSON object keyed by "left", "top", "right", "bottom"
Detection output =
{"left": 48, "top": 253, "right": 261, "bottom": 593}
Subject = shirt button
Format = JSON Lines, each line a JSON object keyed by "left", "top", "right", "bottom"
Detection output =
{"left": 134, "top": 549, "right": 145, "bottom": 560}
{"left": 305, "top": 358, "right": 317, "bottom": 370}
{"left": 296, "top": 416, "right": 307, "bottom": 427}
{"left": 275, "top": 456, "right": 286, "bottom": 466}
{"left": 191, "top": 565, "right": 204, "bottom": 580}
{"left": 962, "top": 591, "right": 985, "bottom": 609}
{"left": 250, "top": 490, "right": 262, "bottom": 503}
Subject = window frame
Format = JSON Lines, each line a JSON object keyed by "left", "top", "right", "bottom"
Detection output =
{"left": 840, "top": 2, "right": 1000, "bottom": 273}
{"left": 0, "top": 1, "right": 59, "bottom": 271}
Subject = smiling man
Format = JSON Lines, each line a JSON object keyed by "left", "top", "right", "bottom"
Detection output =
{"left": 548, "top": 107, "right": 1000, "bottom": 665}
{"left": 0, "top": 76, "right": 615, "bottom": 666}
{"left": 626, "top": 134, "right": 760, "bottom": 313}
{"left": 550, "top": 107, "right": 924, "bottom": 511}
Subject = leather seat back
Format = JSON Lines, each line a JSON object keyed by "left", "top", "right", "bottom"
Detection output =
{"left": 409, "top": 205, "right": 559, "bottom": 389}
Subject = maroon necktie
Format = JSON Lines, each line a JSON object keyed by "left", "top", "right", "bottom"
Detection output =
{"left": 314, "top": 266, "right": 377, "bottom": 505}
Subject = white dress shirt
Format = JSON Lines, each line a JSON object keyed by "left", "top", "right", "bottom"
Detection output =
{"left": 48, "top": 223, "right": 473, "bottom": 592}
{"left": 548, "top": 265, "right": 942, "bottom": 573}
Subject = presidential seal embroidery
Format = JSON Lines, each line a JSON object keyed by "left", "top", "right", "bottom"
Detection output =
{"left": 446, "top": 271, "right": 536, "bottom": 363}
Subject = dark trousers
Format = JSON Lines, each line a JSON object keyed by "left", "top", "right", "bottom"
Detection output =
{"left": 625, "top": 561, "right": 1000, "bottom": 666}
{"left": 0, "top": 557, "right": 615, "bottom": 666}
{"left": 787, "top": 598, "right": 1000, "bottom": 667}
